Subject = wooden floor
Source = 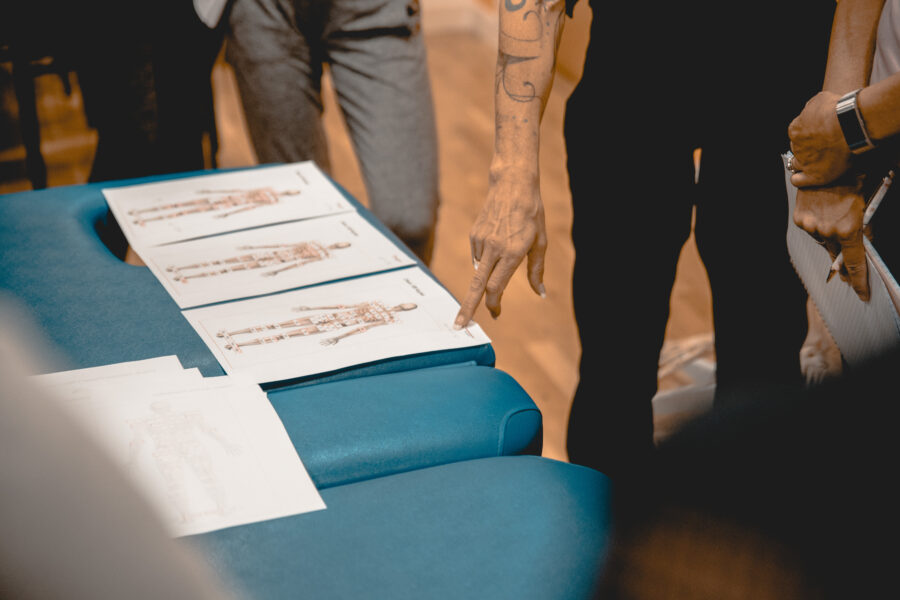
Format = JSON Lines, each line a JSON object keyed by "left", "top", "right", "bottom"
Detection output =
{"left": 0, "top": 30, "right": 714, "bottom": 461}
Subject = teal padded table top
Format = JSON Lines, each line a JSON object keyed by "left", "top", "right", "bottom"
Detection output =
{"left": 0, "top": 168, "right": 494, "bottom": 387}
{"left": 189, "top": 456, "right": 611, "bottom": 600}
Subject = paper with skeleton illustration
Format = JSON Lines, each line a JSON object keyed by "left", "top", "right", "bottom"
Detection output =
{"left": 139, "top": 212, "right": 415, "bottom": 308}
{"left": 103, "top": 162, "right": 355, "bottom": 249}
{"left": 36, "top": 372, "right": 326, "bottom": 537}
{"left": 783, "top": 153, "right": 900, "bottom": 365}
{"left": 182, "top": 267, "right": 491, "bottom": 384}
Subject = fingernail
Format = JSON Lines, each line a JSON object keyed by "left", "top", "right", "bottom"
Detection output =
{"left": 538, "top": 284, "right": 546, "bottom": 298}
{"left": 453, "top": 316, "right": 465, "bottom": 330}
{"left": 473, "top": 259, "right": 479, "bottom": 271}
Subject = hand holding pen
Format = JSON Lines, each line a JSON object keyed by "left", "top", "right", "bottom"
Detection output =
{"left": 826, "top": 170, "right": 895, "bottom": 283}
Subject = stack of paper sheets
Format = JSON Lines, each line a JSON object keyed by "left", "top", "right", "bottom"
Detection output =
{"left": 32, "top": 356, "right": 326, "bottom": 537}
{"left": 103, "top": 162, "right": 491, "bottom": 383}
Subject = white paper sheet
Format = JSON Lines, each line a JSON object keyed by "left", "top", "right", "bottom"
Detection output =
{"left": 182, "top": 267, "right": 491, "bottom": 384}
{"left": 45, "top": 374, "right": 325, "bottom": 537}
{"left": 103, "top": 162, "right": 355, "bottom": 249}
{"left": 139, "top": 212, "right": 415, "bottom": 308}
{"left": 36, "top": 369, "right": 205, "bottom": 406}
{"left": 31, "top": 355, "right": 187, "bottom": 386}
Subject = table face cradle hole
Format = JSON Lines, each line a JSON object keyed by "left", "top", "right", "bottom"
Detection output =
{"left": 93, "top": 210, "right": 142, "bottom": 265}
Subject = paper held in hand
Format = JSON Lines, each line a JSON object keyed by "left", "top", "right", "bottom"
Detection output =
{"left": 783, "top": 153, "right": 900, "bottom": 366}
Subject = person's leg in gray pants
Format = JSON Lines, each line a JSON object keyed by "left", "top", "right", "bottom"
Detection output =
{"left": 227, "top": 0, "right": 440, "bottom": 263}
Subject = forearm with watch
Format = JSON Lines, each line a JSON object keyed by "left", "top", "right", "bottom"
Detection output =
{"left": 788, "top": 0, "right": 888, "bottom": 302}
{"left": 788, "top": 0, "right": 883, "bottom": 185}
{"left": 787, "top": 74, "right": 900, "bottom": 187}
{"left": 824, "top": 74, "right": 900, "bottom": 181}
{"left": 823, "top": 0, "right": 900, "bottom": 164}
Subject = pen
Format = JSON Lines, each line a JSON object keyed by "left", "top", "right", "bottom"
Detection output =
{"left": 827, "top": 169, "right": 895, "bottom": 282}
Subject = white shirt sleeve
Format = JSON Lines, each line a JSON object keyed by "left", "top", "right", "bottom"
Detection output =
{"left": 193, "top": 0, "right": 228, "bottom": 28}
{"left": 872, "top": 0, "right": 900, "bottom": 84}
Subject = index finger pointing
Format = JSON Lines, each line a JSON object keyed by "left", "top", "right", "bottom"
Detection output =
{"left": 454, "top": 255, "right": 497, "bottom": 329}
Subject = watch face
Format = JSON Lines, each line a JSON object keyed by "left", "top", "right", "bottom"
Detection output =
{"left": 836, "top": 93, "right": 873, "bottom": 152}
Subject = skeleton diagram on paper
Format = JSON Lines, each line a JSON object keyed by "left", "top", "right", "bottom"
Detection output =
{"left": 217, "top": 301, "right": 419, "bottom": 352}
{"left": 126, "top": 400, "right": 242, "bottom": 523}
{"left": 129, "top": 187, "right": 302, "bottom": 225}
{"left": 166, "top": 241, "right": 353, "bottom": 282}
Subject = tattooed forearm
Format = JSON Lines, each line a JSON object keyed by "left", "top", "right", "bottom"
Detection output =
{"left": 490, "top": 0, "right": 565, "bottom": 165}
{"left": 495, "top": 0, "right": 564, "bottom": 105}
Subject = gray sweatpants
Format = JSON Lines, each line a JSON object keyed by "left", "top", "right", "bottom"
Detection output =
{"left": 226, "top": 0, "right": 440, "bottom": 262}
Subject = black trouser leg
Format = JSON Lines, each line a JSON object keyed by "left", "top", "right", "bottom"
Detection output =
{"left": 565, "top": 131, "right": 695, "bottom": 477}
{"left": 694, "top": 146, "right": 807, "bottom": 405}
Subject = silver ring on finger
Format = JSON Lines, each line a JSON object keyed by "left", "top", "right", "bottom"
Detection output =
{"left": 787, "top": 154, "right": 799, "bottom": 174}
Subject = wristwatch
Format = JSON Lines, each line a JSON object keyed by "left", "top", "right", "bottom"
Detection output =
{"left": 835, "top": 88, "right": 876, "bottom": 154}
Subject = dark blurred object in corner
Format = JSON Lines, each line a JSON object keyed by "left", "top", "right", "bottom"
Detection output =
{"left": 0, "top": 0, "right": 223, "bottom": 188}
{"left": 601, "top": 348, "right": 900, "bottom": 599}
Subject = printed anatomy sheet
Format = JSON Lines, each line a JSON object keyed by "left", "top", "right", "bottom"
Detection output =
{"left": 103, "top": 162, "right": 354, "bottom": 248}
{"left": 183, "top": 268, "right": 491, "bottom": 384}
{"left": 35, "top": 373, "right": 325, "bottom": 537}
{"left": 139, "top": 212, "right": 415, "bottom": 308}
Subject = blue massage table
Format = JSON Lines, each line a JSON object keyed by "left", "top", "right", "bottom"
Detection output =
{"left": 0, "top": 169, "right": 610, "bottom": 598}
{"left": 0, "top": 171, "right": 539, "bottom": 486}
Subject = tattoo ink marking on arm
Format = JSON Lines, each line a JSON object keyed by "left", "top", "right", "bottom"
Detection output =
{"left": 500, "top": 10, "right": 543, "bottom": 42}
{"left": 496, "top": 53, "right": 539, "bottom": 102}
